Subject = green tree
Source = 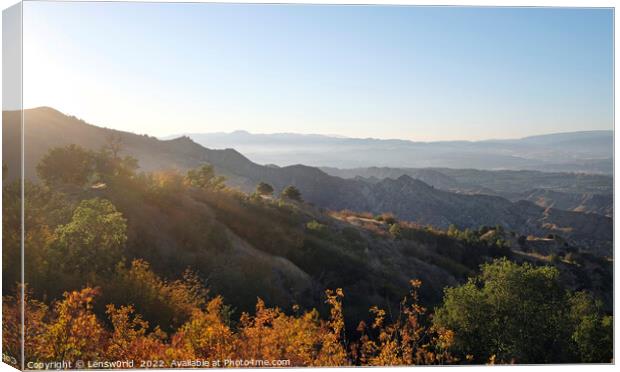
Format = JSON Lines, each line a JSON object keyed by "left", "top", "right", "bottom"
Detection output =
{"left": 3, "top": 181, "right": 72, "bottom": 299}
{"left": 434, "top": 259, "right": 575, "bottom": 364}
{"left": 37, "top": 145, "right": 95, "bottom": 187}
{"left": 281, "top": 185, "right": 302, "bottom": 202}
{"left": 255, "top": 182, "right": 274, "bottom": 196}
{"left": 94, "top": 136, "right": 139, "bottom": 183}
{"left": 185, "top": 164, "right": 226, "bottom": 191}
{"left": 568, "top": 291, "right": 613, "bottom": 363}
{"left": 53, "top": 198, "right": 127, "bottom": 277}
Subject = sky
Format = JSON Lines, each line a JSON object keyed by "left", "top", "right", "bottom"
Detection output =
{"left": 21, "top": 2, "right": 613, "bottom": 141}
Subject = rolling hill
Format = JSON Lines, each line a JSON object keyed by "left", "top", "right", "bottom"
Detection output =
{"left": 321, "top": 166, "right": 613, "bottom": 217}
{"left": 3, "top": 107, "right": 613, "bottom": 256}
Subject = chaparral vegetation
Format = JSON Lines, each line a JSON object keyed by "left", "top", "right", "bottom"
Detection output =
{"left": 2, "top": 142, "right": 612, "bottom": 367}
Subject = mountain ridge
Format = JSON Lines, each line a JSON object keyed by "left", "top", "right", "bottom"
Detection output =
{"left": 3, "top": 107, "right": 612, "bottom": 256}
{"left": 165, "top": 127, "right": 612, "bottom": 173}
{"left": 164, "top": 128, "right": 612, "bottom": 145}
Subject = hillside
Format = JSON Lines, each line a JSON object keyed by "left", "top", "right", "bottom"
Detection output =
{"left": 2, "top": 108, "right": 613, "bottom": 365}
{"left": 512, "top": 189, "right": 613, "bottom": 217}
{"left": 321, "top": 166, "right": 613, "bottom": 195}
{"left": 3, "top": 107, "right": 613, "bottom": 256}
{"left": 4, "top": 152, "right": 612, "bottom": 327}
{"left": 322, "top": 166, "right": 613, "bottom": 217}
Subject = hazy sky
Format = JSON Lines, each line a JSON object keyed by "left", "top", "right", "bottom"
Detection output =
{"left": 22, "top": 2, "right": 613, "bottom": 141}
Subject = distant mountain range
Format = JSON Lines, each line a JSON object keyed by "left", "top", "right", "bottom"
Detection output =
{"left": 3, "top": 107, "right": 613, "bottom": 256}
{"left": 164, "top": 129, "right": 613, "bottom": 174}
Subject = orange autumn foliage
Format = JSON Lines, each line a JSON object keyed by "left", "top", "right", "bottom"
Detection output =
{"left": 4, "top": 280, "right": 455, "bottom": 367}
{"left": 351, "top": 280, "right": 456, "bottom": 365}
{"left": 37, "top": 288, "right": 106, "bottom": 363}
{"left": 2, "top": 286, "right": 48, "bottom": 365}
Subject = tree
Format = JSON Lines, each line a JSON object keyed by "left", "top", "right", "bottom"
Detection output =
{"left": 281, "top": 185, "right": 302, "bottom": 202}
{"left": 433, "top": 259, "right": 576, "bottom": 364}
{"left": 568, "top": 291, "right": 613, "bottom": 363}
{"left": 53, "top": 198, "right": 127, "bottom": 277}
{"left": 185, "top": 164, "right": 226, "bottom": 191}
{"left": 255, "top": 182, "right": 274, "bottom": 196}
{"left": 103, "top": 133, "right": 123, "bottom": 159}
{"left": 95, "top": 136, "right": 139, "bottom": 182}
{"left": 37, "top": 145, "right": 95, "bottom": 187}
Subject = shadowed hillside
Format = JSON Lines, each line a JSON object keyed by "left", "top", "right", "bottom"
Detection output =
{"left": 3, "top": 107, "right": 613, "bottom": 256}
{"left": 322, "top": 166, "right": 613, "bottom": 217}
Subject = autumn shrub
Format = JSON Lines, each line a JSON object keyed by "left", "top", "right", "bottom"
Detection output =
{"left": 237, "top": 300, "right": 323, "bottom": 365}
{"left": 36, "top": 288, "right": 107, "bottom": 363}
{"left": 172, "top": 296, "right": 236, "bottom": 360}
{"left": 101, "top": 259, "right": 207, "bottom": 332}
{"left": 2, "top": 287, "right": 48, "bottom": 366}
{"left": 3, "top": 280, "right": 458, "bottom": 367}
{"left": 351, "top": 280, "right": 456, "bottom": 366}
{"left": 105, "top": 304, "right": 167, "bottom": 361}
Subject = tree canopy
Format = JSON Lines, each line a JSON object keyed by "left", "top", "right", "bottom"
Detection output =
{"left": 256, "top": 182, "right": 274, "bottom": 196}
{"left": 53, "top": 198, "right": 127, "bottom": 276}
{"left": 185, "top": 164, "right": 226, "bottom": 191}
{"left": 281, "top": 185, "right": 302, "bottom": 202}
{"left": 37, "top": 144, "right": 95, "bottom": 187}
{"left": 433, "top": 258, "right": 612, "bottom": 364}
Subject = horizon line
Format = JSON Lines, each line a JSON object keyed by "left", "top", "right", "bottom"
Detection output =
{"left": 11, "top": 105, "right": 614, "bottom": 144}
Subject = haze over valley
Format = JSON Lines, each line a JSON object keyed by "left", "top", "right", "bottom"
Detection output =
{"left": 165, "top": 130, "right": 613, "bottom": 174}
